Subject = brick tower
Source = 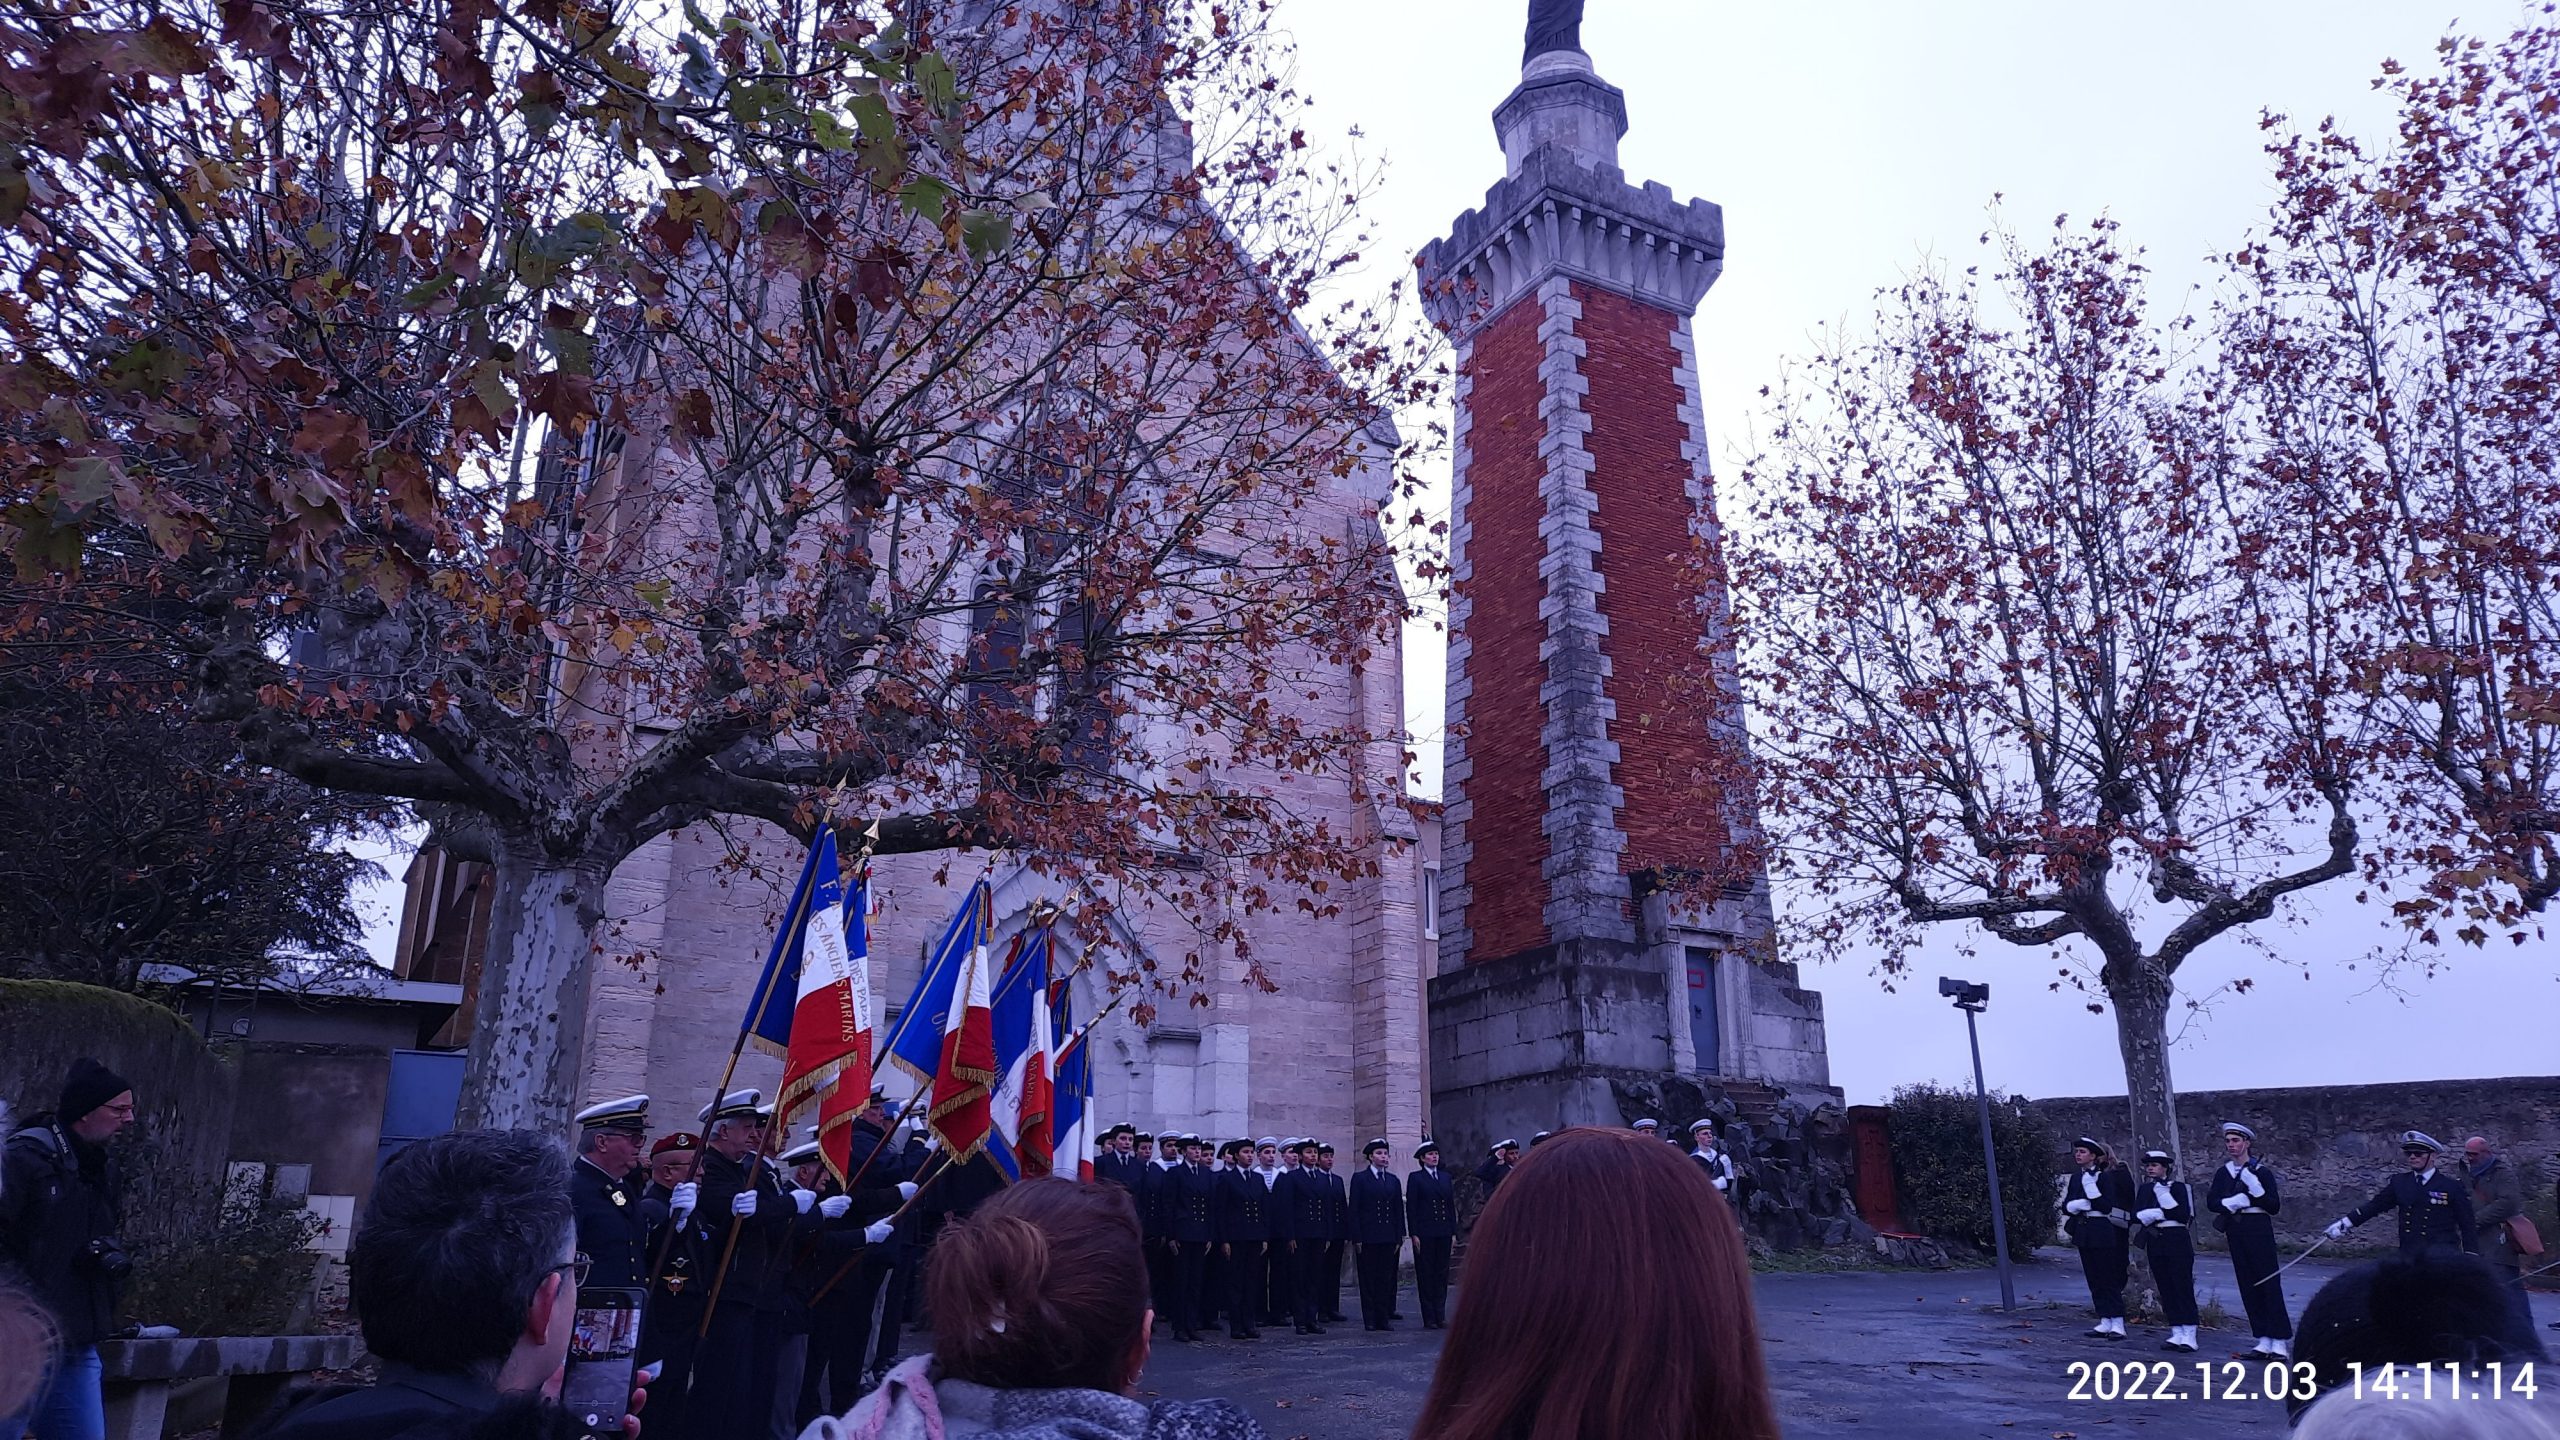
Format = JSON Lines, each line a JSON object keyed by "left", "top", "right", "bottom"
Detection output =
{"left": 1418, "top": 22, "right": 1830, "bottom": 1154}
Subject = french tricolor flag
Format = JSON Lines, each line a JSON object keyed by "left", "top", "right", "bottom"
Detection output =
{"left": 744, "top": 826, "right": 873, "bottom": 1183}
{"left": 926, "top": 887, "right": 998, "bottom": 1160}
{"left": 988, "top": 927, "right": 1056, "bottom": 1181}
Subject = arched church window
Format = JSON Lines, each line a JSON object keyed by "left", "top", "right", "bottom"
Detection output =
{"left": 966, "top": 577, "right": 1029, "bottom": 721}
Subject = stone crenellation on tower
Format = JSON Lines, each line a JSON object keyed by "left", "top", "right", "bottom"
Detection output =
{"left": 1418, "top": 34, "right": 1832, "bottom": 1163}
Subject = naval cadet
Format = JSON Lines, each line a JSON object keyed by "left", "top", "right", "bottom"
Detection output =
{"left": 1349, "top": 1139, "right": 1405, "bottom": 1332}
{"left": 1167, "top": 1135, "right": 1219, "bottom": 1342}
{"left": 1688, "top": 1119, "right": 1737, "bottom": 1198}
{"left": 571, "top": 1094, "right": 652, "bottom": 1289}
{"left": 1313, "top": 1143, "right": 1349, "bottom": 1323}
{"left": 1094, "top": 1123, "right": 1145, "bottom": 1195}
{"left": 1140, "top": 1129, "right": 1182, "bottom": 1330}
{"left": 1406, "top": 1140, "right": 1456, "bottom": 1330}
{"left": 1473, "top": 1139, "right": 1518, "bottom": 1195}
{"left": 2132, "top": 1148, "right": 2200, "bottom": 1353}
{"left": 2203, "top": 1121, "right": 2292, "bottom": 1357}
{"left": 2062, "top": 1136, "right": 2136, "bottom": 1339}
{"left": 1632, "top": 1118, "right": 1661, "bottom": 1140}
{"left": 1280, "top": 1142, "right": 1329, "bottom": 1334}
{"left": 637, "top": 1131, "right": 707, "bottom": 1440}
{"left": 2326, "top": 1130, "right": 2478, "bottom": 1256}
{"left": 1214, "top": 1138, "right": 1279, "bottom": 1339}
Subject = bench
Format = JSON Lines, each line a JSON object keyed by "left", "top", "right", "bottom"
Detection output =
{"left": 96, "top": 1335, "right": 363, "bottom": 1440}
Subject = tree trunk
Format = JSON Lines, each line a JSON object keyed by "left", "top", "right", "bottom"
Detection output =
{"left": 2109, "top": 958, "right": 2181, "bottom": 1324}
{"left": 457, "top": 847, "right": 609, "bottom": 1131}
{"left": 2108, "top": 959, "right": 2182, "bottom": 1161}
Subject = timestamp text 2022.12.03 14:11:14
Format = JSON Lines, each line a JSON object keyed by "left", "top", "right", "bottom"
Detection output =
{"left": 2064, "top": 1361, "right": 2539, "bottom": 1404}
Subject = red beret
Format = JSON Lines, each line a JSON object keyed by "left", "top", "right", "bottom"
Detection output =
{"left": 650, "top": 1132, "right": 701, "bottom": 1157}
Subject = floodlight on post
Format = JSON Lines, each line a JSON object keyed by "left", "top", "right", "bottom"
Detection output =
{"left": 1941, "top": 976, "right": 2016, "bottom": 1312}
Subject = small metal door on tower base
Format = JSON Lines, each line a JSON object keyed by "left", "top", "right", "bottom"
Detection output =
{"left": 1685, "top": 946, "right": 1721, "bottom": 1075}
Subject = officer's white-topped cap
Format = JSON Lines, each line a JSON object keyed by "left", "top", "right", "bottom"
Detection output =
{"left": 780, "top": 1138, "right": 822, "bottom": 1164}
{"left": 1491, "top": 1139, "right": 1516, "bottom": 1154}
{"left": 1690, "top": 1118, "right": 1716, "bottom": 1135}
{"left": 1413, "top": 1139, "right": 1439, "bottom": 1159}
{"left": 575, "top": 1094, "right": 650, "bottom": 1131}
{"left": 699, "top": 1088, "right": 764, "bottom": 1123}
{"left": 2073, "top": 1134, "right": 2108, "bottom": 1154}
{"left": 1364, "top": 1136, "right": 1390, "bottom": 1153}
{"left": 2220, "top": 1121, "right": 2255, "bottom": 1142}
{"left": 1255, "top": 1136, "right": 1280, "bottom": 1148}
{"left": 2400, "top": 1129, "right": 2444, "bottom": 1153}
{"left": 2141, "top": 1148, "right": 2172, "bottom": 1166}
{"left": 1632, "top": 1118, "right": 1659, "bottom": 1131}
{"left": 1157, "top": 1129, "right": 1183, "bottom": 1142}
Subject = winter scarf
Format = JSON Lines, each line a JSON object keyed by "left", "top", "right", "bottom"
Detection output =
{"left": 799, "top": 1357, "right": 1265, "bottom": 1440}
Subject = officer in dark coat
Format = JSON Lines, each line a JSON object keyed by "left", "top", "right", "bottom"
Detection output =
{"left": 637, "top": 1131, "right": 707, "bottom": 1440}
{"left": 2061, "top": 1136, "right": 2137, "bottom": 1339}
{"left": 570, "top": 1094, "right": 652, "bottom": 1290}
{"left": 2132, "top": 1148, "right": 2200, "bottom": 1352}
{"left": 688, "top": 1089, "right": 793, "bottom": 1438}
{"left": 1214, "top": 1139, "right": 1277, "bottom": 1339}
{"left": 1166, "top": 1135, "right": 1218, "bottom": 1342}
{"left": 1472, "top": 1139, "right": 1518, "bottom": 1195}
{"left": 1406, "top": 1141, "right": 1457, "bottom": 1329}
{"left": 1348, "top": 1139, "right": 1405, "bottom": 1332}
{"left": 2328, "top": 1130, "right": 2478, "bottom": 1256}
{"left": 2204, "top": 1121, "right": 2293, "bottom": 1357}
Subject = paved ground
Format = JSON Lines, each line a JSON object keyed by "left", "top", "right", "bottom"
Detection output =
{"left": 1136, "top": 1251, "right": 2558, "bottom": 1440}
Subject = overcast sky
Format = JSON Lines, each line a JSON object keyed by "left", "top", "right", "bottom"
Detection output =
{"left": 355, "top": 1, "right": 2557, "bottom": 1113}
{"left": 1276, "top": 0, "right": 2560, "bottom": 1107}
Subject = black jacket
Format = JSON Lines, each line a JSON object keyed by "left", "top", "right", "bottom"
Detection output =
{"left": 1165, "top": 1163, "right": 1218, "bottom": 1244}
{"left": 2204, "top": 1159, "right": 2283, "bottom": 1232}
{"left": 2063, "top": 1163, "right": 2136, "bottom": 1248}
{"left": 1406, "top": 1168, "right": 1457, "bottom": 1239}
{"left": 1348, "top": 1167, "right": 1404, "bottom": 1246}
{"left": 253, "top": 1364, "right": 505, "bottom": 1440}
{"left": 637, "top": 1180, "right": 710, "bottom": 1340}
{"left": 1093, "top": 1150, "right": 1146, "bottom": 1197}
{"left": 571, "top": 1158, "right": 649, "bottom": 1291}
{"left": 2348, "top": 1168, "right": 2478, "bottom": 1254}
{"left": 0, "top": 1118, "right": 124, "bottom": 1346}
{"left": 1214, "top": 1168, "right": 1277, "bottom": 1244}
{"left": 694, "top": 1146, "right": 793, "bottom": 1315}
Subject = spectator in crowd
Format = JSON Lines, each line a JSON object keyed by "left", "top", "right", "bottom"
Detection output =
{"left": 2464, "top": 1136, "right": 2533, "bottom": 1329}
{"left": 802, "top": 1177, "right": 1264, "bottom": 1440}
{"left": 255, "top": 1129, "right": 643, "bottom": 1440}
{"left": 2285, "top": 1249, "right": 2549, "bottom": 1425}
{"left": 0, "top": 1058, "right": 138, "bottom": 1440}
{"left": 1409, "top": 1127, "right": 1780, "bottom": 1440}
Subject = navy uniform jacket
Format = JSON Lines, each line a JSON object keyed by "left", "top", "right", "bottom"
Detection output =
{"left": 572, "top": 1156, "right": 650, "bottom": 1290}
{"left": 1167, "top": 1162, "right": 1219, "bottom": 1243}
{"left": 638, "top": 1181, "right": 710, "bottom": 1327}
{"left": 1348, "top": 1166, "right": 1404, "bottom": 1245}
{"left": 2136, "top": 1179, "right": 2196, "bottom": 1231}
{"left": 1094, "top": 1149, "right": 1146, "bottom": 1197}
{"left": 1216, "top": 1168, "right": 1279, "bottom": 1243}
{"left": 2203, "top": 1159, "right": 2282, "bottom": 1231}
{"left": 1406, "top": 1168, "right": 1457, "bottom": 1239}
{"left": 2349, "top": 1168, "right": 2478, "bottom": 1254}
{"left": 1138, "top": 1163, "right": 1173, "bottom": 1241}
{"left": 696, "top": 1146, "right": 794, "bottom": 1312}
{"left": 1472, "top": 1158, "right": 1512, "bottom": 1194}
{"left": 2064, "top": 1164, "right": 2137, "bottom": 1248}
{"left": 1280, "top": 1169, "right": 1329, "bottom": 1242}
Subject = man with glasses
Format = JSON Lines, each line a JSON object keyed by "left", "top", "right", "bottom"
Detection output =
{"left": 253, "top": 1129, "right": 640, "bottom": 1440}
{"left": 0, "top": 1058, "right": 137, "bottom": 1440}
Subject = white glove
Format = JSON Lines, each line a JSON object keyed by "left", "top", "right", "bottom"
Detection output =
{"left": 1712, "top": 1177, "right": 1728, "bottom": 1191}
{"left": 2325, "top": 1217, "right": 2351, "bottom": 1239}
{"left": 864, "top": 1219, "right": 895, "bottom": 1245}
{"left": 2136, "top": 1208, "right": 2164, "bottom": 1225}
{"left": 791, "top": 1189, "right": 815, "bottom": 1215}
{"left": 731, "top": 1190, "right": 759, "bottom": 1218}
{"left": 669, "top": 1182, "right": 698, "bottom": 1219}
{"left": 2241, "top": 1170, "right": 2265, "bottom": 1198}
{"left": 2221, "top": 1192, "right": 2250, "bottom": 1213}
{"left": 896, "top": 1181, "right": 919, "bottom": 1201}
{"left": 2065, "top": 1199, "right": 2092, "bottom": 1215}
{"left": 819, "top": 1195, "right": 852, "bottom": 1219}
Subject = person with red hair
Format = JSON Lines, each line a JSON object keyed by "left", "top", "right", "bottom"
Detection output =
{"left": 1409, "top": 1126, "right": 1780, "bottom": 1440}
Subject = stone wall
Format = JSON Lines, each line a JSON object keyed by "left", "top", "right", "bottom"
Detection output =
{"left": 2026, "top": 1077, "right": 2560, "bottom": 1250}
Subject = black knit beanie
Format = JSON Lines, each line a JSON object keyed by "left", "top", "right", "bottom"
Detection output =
{"left": 57, "top": 1057, "right": 132, "bottom": 1125}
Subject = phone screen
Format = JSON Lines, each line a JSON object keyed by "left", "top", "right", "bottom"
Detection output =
{"left": 564, "top": 1287, "right": 645, "bottom": 1437}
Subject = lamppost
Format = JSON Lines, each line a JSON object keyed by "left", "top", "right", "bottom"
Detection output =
{"left": 1940, "top": 976, "right": 2016, "bottom": 1312}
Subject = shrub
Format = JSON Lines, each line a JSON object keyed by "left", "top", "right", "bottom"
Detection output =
{"left": 1887, "top": 1082, "right": 2057, "bottom": 1256}
{"left": 124, "top": 1189, "right": 323, "bottom": 1337}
